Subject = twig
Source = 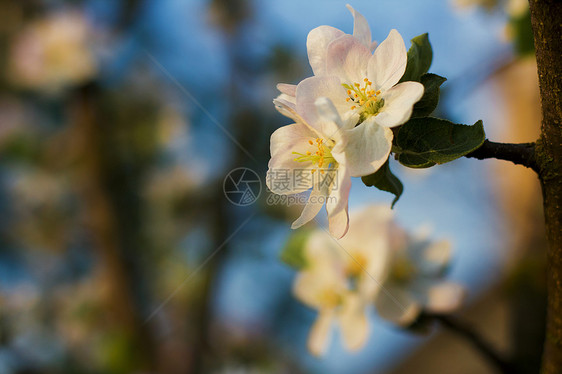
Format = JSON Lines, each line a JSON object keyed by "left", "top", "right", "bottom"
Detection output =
{"left": 429, "top": 314, "right": 518, "bottom": 374}
{"left": 465, "top": 139, "right": 538, "bottom": 173}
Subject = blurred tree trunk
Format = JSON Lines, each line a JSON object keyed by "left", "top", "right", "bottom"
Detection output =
{"left": 527, "top": 1, "right": 562, "bottom": 373}
{"left": 70, "top": 83, "right": 157, "bottom": 373}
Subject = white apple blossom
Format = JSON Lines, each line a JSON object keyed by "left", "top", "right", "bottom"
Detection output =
{"left": 267, "top": 98, "right": 353, "bottom": 238}
{"left": 293, "top": 230, "right": 371, "bottom": 356}
{"left": 292, "top": 206, "right": 392, "bottom": 355}
{"left": 295, "top": 29, "right": 424, "bottom": 177}
{"left": 292, "top": 205, "right": 465, "bottom": 355}
{"left": 275, "top": 5, "right": 424, "bottom": 178}
{"left": 375, "top": 225, "right": 465, "bottom": 326}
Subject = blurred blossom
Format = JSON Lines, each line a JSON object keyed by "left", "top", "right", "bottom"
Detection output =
{"left": 294, "top": 230, "right": 372, "bottom": 356}
{"left": 9, "top": 9, "right": 98, "bottom": 93}
{"left": 6, "top": 168, "right": 72, "bottom": 253}
{"left": 292, "top": 206, "right": 464, "bottom": 355}
{"left": 452, "top": 0, "right": 533, "bottom": 56}
{"left": 454, "top": 0, "right": 499, "bottom": 12}
{"left": 505, "top": 0, "right": 529, "bottom": 17}
{"left": 455, "top": 0, "right": 527, "bottom": 16}
{"left": 156, "top": 106, "right": 191, "bottom": 149}
{"left": 9, "top": 168, "right": 66, "bottom": 208}
{"left": 145, "top": 165, "right": 203, "bottom": 201}
{"left": 375, "top": 224, "right": 465, "bottom": 326}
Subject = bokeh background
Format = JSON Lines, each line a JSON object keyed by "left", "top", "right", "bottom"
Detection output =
{"left": 0, "top": 0, "right": 545, "bottom": 373}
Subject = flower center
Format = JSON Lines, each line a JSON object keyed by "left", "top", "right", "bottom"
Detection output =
{"left": 318, "top": 288, "right": 342, "bottom": 308}
{"left": 292, "top": 138, "right": 336, "bottom": 174}
{"left": 391, "top": 257, "right": 416, "bottom": 283}
{"left": 346, "top": 252, "right": 368, "bottom": 278}
{"left": 342, "top": 78, "right": 384, "bottom": 121}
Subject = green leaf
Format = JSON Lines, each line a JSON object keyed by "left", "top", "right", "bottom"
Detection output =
{"left": 411, "top": 73, "right": 447, "bottom": 118}
{"left": 394, "top": 118, "right": 486, "bottom": 168}
{"left": 361, "top": 160, "right": 404, "bottom": 208}
{"left": 280, "top": 229, "right": 310, "bottom": 270}
{"left": 400, "top": 33, "right": 433, "bottom": 83}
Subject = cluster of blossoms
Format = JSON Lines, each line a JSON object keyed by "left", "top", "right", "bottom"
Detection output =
{"left": 294, "top": 206, "right": 465, "bottom": 355}
{"left": 267, "top": 5, "right": 424, "bottom": 238}
{"left": 9, "top": 9, "right": 98, "bottom": 93}
{"left": 267, "top": 5, "right": 465, "bottom": 356}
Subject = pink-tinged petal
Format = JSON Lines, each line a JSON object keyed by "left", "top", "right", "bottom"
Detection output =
{"left": 338, "top": 294, "right": 369, "bottom": 351}
{"left": 374, "top": 81, "right": 424, "bottom": 127}
{"left": 374, "top": 284, "right": 421, "bottom": 326}
{"left": 307, "top": 26, "right": 345, "bottom": 76}
{"left": 266, "top": 123, "right": 316, "bottom": 194}
{"left": 325, "top": 166, "right": 351, "bottom": 238}
{"left": 291, "top": 186, "right": 329, "bottom": 229}
{"left": 346, "top": 4, "right": 372, "bottom": 49}
{"left": 296, "top": 76, "right": 350, "bottom": 133}
{"left": 326, "top": 35, "right": 371, "bottom": 84}
{"left": 314, "top": 97, "right": 355, "bottom": 145}
{"left": 424, "top": 282, "right": 465, "bottom": 313}
{"left": 273, "top": 95, "right": 298, "bottom": 122}
{"left": 336, "top": 116, "right": 393, "bottom": 177}
{"left": 277, "top": 83, "right": 297, "bottom": 97}
{"left": 367, "top": 29, "right": 407, "bottom": 91}
{"left": 308, "top": 308, "right": 335, "bottom": 356}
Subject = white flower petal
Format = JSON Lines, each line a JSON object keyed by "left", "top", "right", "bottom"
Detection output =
{"left": 308, "top": 308, "right": 335, "bottom": 356}
{"left": 346, "top": 4, "right": 372, "bottom": 49}
{"left": 277, "top": 83, "right": 297, "bottom": 97}
{"left": 293, "top": 269, "right": 333, "bottom": 308}
{"left": 367, "top": 29, "right": 407, "bottom": 91}
{"left": 314, "top": 97, "right": 355, "bottom": 144}
{"left": 338, "top": 294, "right": 369, "bottom": 351}
{"left": 375, "top": 81, "right": 424, "bottom": 128}
{"left": 266, "top": 123, "right": 316, "bottom": 194}
{"left": 419, "top": 239, "right": 452, "bottom": 276}
{"left": 375, "top": 284, "right": 421, "bottom": 326}
{"left": 296, "top": 76, "right": 351, "bottom": 133}
{"left": 338, "top": 116, "right": 393, "bottom": 177}
{"left": 304, "top": 230, "right": 345, "bottom": 269}
{"left": 273, "top": 95, "right": 298, "bottom": 122}
{"left": 424, "top": 282, "right": 465, "bottom": 314}
{"left": 325, "top": 35, "right": 371, "bottom": 84}
{"left": 307, "top": 26, "right": 345, "bottom": 77}
{"left": 325, "top": 165, "right": 351, "bottom": 238}
{"left": 360, "top": 235, "right": 392, "bottom": 299}
{"left": 291, "top": 186, "right": 329, "bottom": 229}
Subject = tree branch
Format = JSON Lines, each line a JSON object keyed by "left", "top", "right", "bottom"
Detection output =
{"left": 429, "top": 314, "right": 518, "bottom": 373}
{"left": 527, "top": 1, "right": 562, "bottom": 373}
{"left": 465, "top": 139, "right": 538, "bottom": 173}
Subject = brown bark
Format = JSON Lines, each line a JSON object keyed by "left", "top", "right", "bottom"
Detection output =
{"left": 527, "top": 1, "right": 562, "bottom": 373}
{"left": 465, "top": 140, "right": 538, "bottom": 172}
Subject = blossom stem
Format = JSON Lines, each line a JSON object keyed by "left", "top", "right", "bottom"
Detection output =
{"left": 464, "top": 140, "right": 538, "bottom": 173}
{"left": 429, "top": 314, "right": 517, "bottom": 373}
